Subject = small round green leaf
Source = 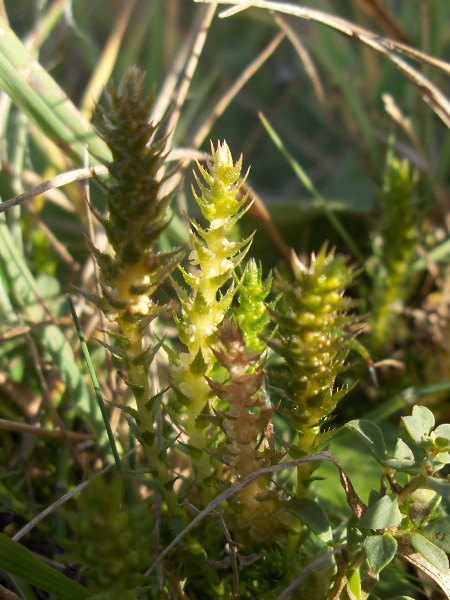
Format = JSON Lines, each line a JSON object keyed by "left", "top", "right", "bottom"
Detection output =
{"left": 426, "top": 475, "right": 450, "bottom": 501}
{"left": 365, "top": 533, "right": 398, "bottom": 574}
{"left": 413, "top": 405, "right": 435, "bottom": 431}
{"left": 394, "top": 438, "right": 414, "bottom": 461}
{"left": 410, "top": 533, "right": 449, "bottom": 574}
{"left": 358, "top": 494, "right": 403, "bottom": 530}
{"left": 403, "top": 406, "right": 435, "bottom": 443}
{"left": 346, "top": 419, "right": 387, "bottom": 463}
{"left": 382, "top": 458, "right": 422, "bottom": 476}
{"left": 422, "top": 517, "right": 450, "bottom": 553}
{"left": 434, "top": 424, "right": 450, "bottom": 441}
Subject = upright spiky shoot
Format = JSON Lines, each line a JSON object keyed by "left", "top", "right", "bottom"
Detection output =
{"left": 368, "top": 152, "right": 419, "bottom": 353}
{"left": 235, "top": 259, "right": 273, "bottom": 354}
{"left": 86, "top": 67, "right": 181, "bottom": 474}
{"left": 207, "top": 321, "right": 287, "bottom": 545}
{"left": 171, "top": 142, "right": 253, "bottom": 458}
{"left": 270, "top": 245, "right": 359, "bottom": 498}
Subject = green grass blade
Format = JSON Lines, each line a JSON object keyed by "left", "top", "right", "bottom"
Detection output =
{"left": 402, "top": 381, "right": 450, "bottom": 403}
{"left": 411, "top": 238, "right": 450, "bottom": 273}
{"left": 0, "top": 532, "right": 87, "bottom": 600}
{"left": 0, "top": 16, "right": 109, "bottom": 164}
{"left": 67, "top": 295, "right": 131, "bottom": 499}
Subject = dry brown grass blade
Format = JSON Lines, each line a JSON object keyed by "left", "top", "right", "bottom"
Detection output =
{"left": 180, "top": 30, "right": 291, "bottom": 263}
{"left": 0, "top": 419, "right": 93, "bottom": 441}
{"left": 0, "top": 165, "right": 109, "bottom": 213}
{"left": 152, "top": 25, "right": 198, "bottom": 124}
{"left": 200, "top": 1, "right": 450, "bottom": 127}
{"left": 0, "top": 0, "right": 8, "bottom": 24}
{"left": 22, "top": 330, "right": 85, "bottom": 462}
{"left": 352, "top": 0, "right": 410, "bottom": 43}
{"left": 397, "top": 538, "right": 450, "bottom": 600}
{"left": 0, "top": 317, "right": 74, "bottom": 340}
{"left": 360, "top": 34, "right": 450, "bottom": 128}
{"left": 0, "top": 583, "right": 21, "bottom": 600}
{"left": 243, "top": 182, "right": 292, "bottom": 264}
{"left": 380, "top": 38, "right": 450, "bottom": 77}
{"left": 0, "top": 147, "right": 198, "bottom": 214}
{"left": 272, "top": 13, "right": 329, "bottom": 125}
{"left": 0, "top": 165, "right": 76, "bottom": 213}
{"left": 216, "top": 0, "right": 450, "bottom": 77}
{"left": 382, "top": 93, "right": 449, "bottom": 218}
{"left": 190, "top": 31, "right": 285, "bottom": 149}
{"left": 80, "top": 0, "right": 138, "bottom": 119}
{"left": 165, "top": 4, "right": 217, "bottom": 150}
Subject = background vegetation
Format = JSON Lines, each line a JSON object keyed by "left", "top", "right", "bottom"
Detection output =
{"left": 1, "top": 0, "right": 450, "bottom": 598}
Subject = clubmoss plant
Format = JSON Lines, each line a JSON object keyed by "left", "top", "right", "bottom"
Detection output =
{"left": 206, "top": 320, "right": 287, "bottom": 546}
{"left": 3, "top": 1, "right": 450, "bottom": 596}
{"left": 248, "top": 544, "right": 332, "bottom": 600}
{"left": 171, "top": 142, "right": 253, "bottom": 466}
{"left": 234, "top": 258, "right": 273, "bottom": 354}
{"left": 63, "top": 477, "right": 150, "bottom": 599}
{"left": 83, "top": 67, "right": 182, "bottom": 489}
{"left": 270, "top": 246, "right": 360, "bottom": 498}
{"left": 367, "top": 151, "right": 420, "bottom": 353}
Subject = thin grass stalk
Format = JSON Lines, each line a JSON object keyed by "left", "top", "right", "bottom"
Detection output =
{"left": 67, "top": 297, "right": 123, "bottom": 479}
{"left": 23, "top": 0, "right": 69, "bottom": 51}
{"left": 351, "top": 0, "right": 410, "bottom": 42}
{"left": 259, "top": 112, "right": 365, "bottom": 264}
{"left": 0, "top": 419, "right": 92, "bottom": 441}
{"left": 7, "top": 109, "right": 27, "bottom": 253}
{"left": 0, "top": 217, "right": 108, "bottom": 447}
